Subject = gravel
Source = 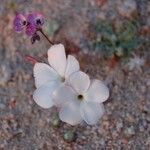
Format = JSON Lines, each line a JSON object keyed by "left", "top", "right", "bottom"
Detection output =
{"left": 0, "top": 0, "right": 150, "bottom": 149}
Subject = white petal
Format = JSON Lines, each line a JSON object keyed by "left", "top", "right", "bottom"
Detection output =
{"left": 86, "top": 79, "right": 109, "bottom": 103}
{"left": 69, "top": 71, "right": 90, "bottom": 93}
{"left": 80, "top": 102, "right": 105, "bottom": 125}
{"left": 59, "top": 100, "right": 82, "bottom": 125}
{"left": 33, "top": 82, "right": 59, "bottom": 109}
{"left": 65, "top": 55, "right": 80, "bottom": 78}
{"left": 48, "top": 44, "right": 67, "bottom": 76}
{"left": 34, "top": 63, "right": 58, "bottom": 88}
{"left": 53, "top": 85, "right": 76, "bottom": 107}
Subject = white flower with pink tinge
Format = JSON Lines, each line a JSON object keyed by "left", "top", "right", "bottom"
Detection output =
{"left": 33, "top": 44, "right": 79, "bottom": 108}
{"left": 53, "top": 71, "right": 109, "bottom": 125}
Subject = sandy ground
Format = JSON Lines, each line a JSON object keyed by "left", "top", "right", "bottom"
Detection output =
{"left": 0, "top": 0, "right": 150, "bottom": 149}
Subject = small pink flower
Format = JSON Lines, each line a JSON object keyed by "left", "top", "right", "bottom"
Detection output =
{"left": 27, "top": 13, "right": 45, "bottom": 29}
{"left": 13, "top": 12, "right": 45, "bottom": 36}
{"left": 13, "top": 14, "right": 27, "bottom": 32}
{"left": 13, "top": 12, "right": 46, "bottom": 44}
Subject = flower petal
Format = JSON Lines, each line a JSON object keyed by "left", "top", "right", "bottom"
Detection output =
{"left": 25, "top": 24, "right": 36, "bottom": 36}
{"left": 59, "top": 100, "right": 82, "bottom": 125}
{"left": 86, "top": 79, "right": 109, "bottom": 103}
{"left": 13, "top": 14, "right": 27, "bottom": 32}
{"left": 33, "top": 63, "right": 58, "bottom": 88}
{"left": 53, "top": 85, "right": 76, "bottom": 107}
{"left": 65, "top": 55, "right": 80, "bottom": 78}
{"left": 80, "top": 102, "right": 105, "bottom": 125}
{"left": 69, "top": 71, "right": 90, "bottom": 93}
{"left": 27, "top": 13, "right": 44, "bottom": 27}
{"left": 48, "top": 44, "right": 67, "bottom": 77}
{"left": 33, "top": 82, "right": 59, "bottom": 109}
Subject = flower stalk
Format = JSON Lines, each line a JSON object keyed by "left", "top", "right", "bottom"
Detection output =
{"left": 38, "top": 28, "right": 54, "bottom": 45}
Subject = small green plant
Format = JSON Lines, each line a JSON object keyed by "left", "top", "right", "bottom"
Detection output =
{"left": 51, "top": 113, "right": 61, "bottom": 127}
{"left": 63, "top": 130, "right": 76, "bottom": 142}
{"left": 92, "top": 20, "right": 140, "bottom": 57}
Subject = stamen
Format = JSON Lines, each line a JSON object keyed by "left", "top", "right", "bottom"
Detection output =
{"left": 37, "top": 28, "right": 54, "bottom": 45}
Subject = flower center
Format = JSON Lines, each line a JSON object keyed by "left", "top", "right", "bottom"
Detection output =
{"left": 61, "top": 77, "right": 65, "bottom": 83}
{"left": 22, "top": 20, "right": 27, "bottom": 26}
{"left": 36, "top": 19, "right": 41, "bottom": 25}
{"left": 77, "top": 94, "right": 84, "bottom": 101}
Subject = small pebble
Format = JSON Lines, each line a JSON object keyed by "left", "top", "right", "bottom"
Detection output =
{"left": 0, "top": 103, "right": 6, "bottom": 109}
{"left": 116, "top": 121, "right": 123, "bottom": 131}
{"left": 124, "top": 126, "right": 135, "bottom": 137}
{"left": 117, "top": 0, "right": 137, "bottom": 19}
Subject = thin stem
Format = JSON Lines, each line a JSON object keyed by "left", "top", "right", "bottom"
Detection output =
{"left": 38, "top": 28, "right": 54, "bottom": 45}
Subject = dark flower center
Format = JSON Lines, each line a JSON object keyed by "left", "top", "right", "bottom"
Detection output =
{"left": 77, "top": 95, "right": 84, "bottom": 100}
{"left": 22, "top": 20, "right": 27, "bottom": 26}
{"left": 36, "top": 19, "right": 41, "bottom": 25}
{"left": 61, "top": 77, "right": 65, "bottom": 83}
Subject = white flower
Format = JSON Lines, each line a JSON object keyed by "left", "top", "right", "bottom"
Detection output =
{"left": 53, "top": 71, "right": 109, "bottom": 125}
{"left": 128, "top": 55, "right": 145, "bottom": 71}
{"left": 33, "top": 44, "right": 79, "bottom": 108}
